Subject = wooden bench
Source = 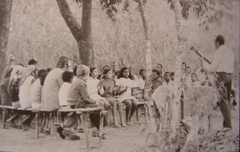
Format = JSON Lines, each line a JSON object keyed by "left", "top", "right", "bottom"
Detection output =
{"left": 33, "top": 109, "right": 58, "bottom": 138}
{"left": 57, "top": 107, "right": 107, "bottom": 148}
{"left": 0, "top": 105, "right": 17, "bottom": 128}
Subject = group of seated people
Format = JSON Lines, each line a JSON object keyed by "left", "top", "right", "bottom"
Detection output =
{"left": 0, "top": 55, "right": 236, "bottom": 137}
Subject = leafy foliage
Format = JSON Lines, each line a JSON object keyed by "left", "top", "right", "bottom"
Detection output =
{"left": 165, "top": 0, "right": 237, "bottom": 29}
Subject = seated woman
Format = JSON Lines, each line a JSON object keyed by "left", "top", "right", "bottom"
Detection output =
{"left": 67, "top": 65, "right": 106, "bottom": 138}
{"left": 87, "top": 67, "right": 110, "bottom": 110}
{"left": 116, "top": 67, "right": 138, "bottom": 126}
{"left": 98, "top": 69, "right": 121, "bottom": 127}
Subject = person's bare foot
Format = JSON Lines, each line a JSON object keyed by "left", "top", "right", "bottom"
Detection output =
{"left": 19, "top": 123, "right": 28, "bottom": 131}
{"left": 6, "top": 119, "right": 17, "bottom": 128}
{"left": 121, "top": 123, "right": 127, "bottom": 127}
{"left": 114, "top": 123, "right": 121, "bottom": 128}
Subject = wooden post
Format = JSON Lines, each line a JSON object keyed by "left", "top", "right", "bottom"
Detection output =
{"left": 80, "top": 113, "right": 89, "bottom": 148}
{"left": 99, "top": 111, "right": 104, "bottom": 147}
{"left": 50, "top": 112, "right": 55, "bottom": 136}
{"left": 2, "top": 108, "right": 6, "bottom": 129}
{"left": 208, "top": 114, "right": 212, "bottom": 133}
{"left": 35, "top": 112, "right": 39, "bottom": 139}
{"left": 136, "top": 105, "right": 139, "bottom": 121}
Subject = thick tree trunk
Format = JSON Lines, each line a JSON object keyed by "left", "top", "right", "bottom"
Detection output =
{"left": 56, "top": 0, "right": 93, "bottom": 66}
{"left": 137, "top": 0, "right": 152, "bottom": 75}
{"left": 79, "top": 0, "right": 93, "bottom": 66}
{"left": 0, "top": 0, "right": 13, "bottom": 77}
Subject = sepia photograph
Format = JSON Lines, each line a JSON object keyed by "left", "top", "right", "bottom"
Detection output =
{"left": 0, "top": 0, "right": 239, "bottom": 151}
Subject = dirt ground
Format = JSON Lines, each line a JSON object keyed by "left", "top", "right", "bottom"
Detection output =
{"left": 0, "top": 107, "right": 239, "bottom": 152}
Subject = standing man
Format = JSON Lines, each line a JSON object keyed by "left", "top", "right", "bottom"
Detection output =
{"left": 203, "top": 35, "right": 234, "bottom": 130}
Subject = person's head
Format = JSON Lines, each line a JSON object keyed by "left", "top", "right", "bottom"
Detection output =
{"left": 152, "top": 69, "right": 161, "bottom": 80}
{"left": 164, "top": 72, "right": 171, "bottom": 82}
{"left": 7, "top": 54, "right": 15, "bottom": 66}
{"left": 28, "top": 59, "right": 38, "bottom": 72}
{"left": 103, "top": 69, "right": 112, "bottom": 79}
{"left": 215, "top": 35, "right": 225, "bottom": 49}
{"left": 90, "top": 67, "right": 98, "bottom": 78}
{"left": 20, "top": 65, "right": 37, "bottom": 85}
{"left": 182, "top": 62, "right": 187, "bottom": 71}
{"left": 37, "top": 69, "right": 47, "bottom": 79}
{"left": 191, "top": 73, "right": 198, "bottom": 82}
{"left": 62, "top": 71, "right": 73, "bottom": 83}
{"left": 187, "top": 66, "right": 191, "bottom": 74}
{"left": 102, "top": 65, "right": 110, "bottom": 71}
{"left": 118, "top": 67, "right": 130, "bottom": 79}
{"left": 56, "top": 56, "right": 73, "bottom": 72}
{"left": 155, "top": 63, "right": 162, "bottom": 72}
{"left": 9, "top": 65, "right": 24, "bottom": 86}
{"left": 111, "top": 62, "right": 117, "bottom": 72}
{"left": 40, "top": 72, "right": 48, "bottom": 86}
{"left": 139, "top": 69, "right": 146, "bottom": 79}
{"left": 76, "top": 65, "right": 90, "bottom": 79}
{"left": 170, "top": 72, "right": 174, "bottom": 81}
{"left": 28, "top": 59, "right": 38, "bottom": 66}
{"left": 115, "top": 69, "right": 120, "bottom": 77}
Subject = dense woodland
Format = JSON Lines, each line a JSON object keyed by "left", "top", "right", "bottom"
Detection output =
{"left": 3, "top": 0, "right": 239, "bottom": 85}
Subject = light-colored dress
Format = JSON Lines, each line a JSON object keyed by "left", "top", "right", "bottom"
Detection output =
{"left": 30, "top": 79, "right": 42, "bottom": 109}
{"left": 87, "top": 77, "right": 105, "bottom": 100}
{"left": 116, "top": 78, "right": 137, "bottom": 102}
{"left": 19, "top": 75, "right": 34, "bottom": 109}
{"left": 42, "top": 68, "right": 64, "bottom": 110}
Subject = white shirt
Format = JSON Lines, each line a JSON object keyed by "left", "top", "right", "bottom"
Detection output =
{"left": 137, "top": 78, "right": 145, "bottom": 89}
{"left": 87, "top": 77, "right": 104, "bottom": 100}
{"left": 116, "top": 78, "right": 137, "bottom": 102}
{"left": 58, "top": 82, "right": 71, "bottom": 106}
{"left": 203, "top": 45, "right": 234, "bottom": 73}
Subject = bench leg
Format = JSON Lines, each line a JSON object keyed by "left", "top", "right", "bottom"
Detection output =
{"left": 35, "top": 112, "right": 39, "bottom": 139}
{"left": 208, "top": 114, "right": 212, "bottom": 133}
{"left": 136, "top": 106, "right": 139, "bottom": 121}
{"left": 80, "top": 114, "right": 89, "bottom": 148}
{"left": 50, "top": 112, "right": 55, "bottom": 136}
{"left": 99, "top": 111, "right": 104, "bottom": 147}
{"left": 2, "top": 108, "right": 6, "bottom": 129}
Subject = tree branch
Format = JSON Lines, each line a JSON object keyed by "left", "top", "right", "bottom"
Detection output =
{"left": 56, "top": 0, "right": 82, "bottom": 41}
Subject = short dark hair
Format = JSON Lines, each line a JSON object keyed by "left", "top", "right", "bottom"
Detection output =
{"left": 170, "top": 72, "right": 174, "bottom": 76}
{"left": 62, "top": 71, "right": 73, "bottom": 83}
{"left": 139, "top": 69, "right": 146, "bottom": 75}
{"left": 28, "top": 59, "right": 38, "bottom": 65}
{"left": 40, "top": 73, "right": 48, "bottom": 86}
{"left": 156, "top": 63, "right": 162, "bottom": 68}
{"left": 152, "top": 69, "right": 161, "bottom": 76}
{"left": 37, "top": 69, "right": 47, "bottom": 78}
{"left": 164, "top": 72, "right": 170, "bottom": 76}
{"left": 73, "top": 66, "right": 77, "bottom": 76}
{"left": 191, "top": 72, "right": 197, "bottom": 77}
{"left": 215, "top": 35, "right": 225, "bottom": 45}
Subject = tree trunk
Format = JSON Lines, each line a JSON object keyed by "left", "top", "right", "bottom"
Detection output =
{"left": 79, "top": 0, "right": 93, "bottom": 66}
{"left": 56, "top": 0, "right": 93, "bottom": 66}
{"left": 137, "top": 0, "right": 152, "bottom": 75}
{"left": 0, "top": 0, "right": 13, "bottom": 77}
{"left": 170, "top": 0, "right": 188, "bottom": 150}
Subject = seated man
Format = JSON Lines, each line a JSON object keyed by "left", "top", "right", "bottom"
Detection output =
{"left": 151, "top": 69, "right": 164, "bottom": 92}
{"left": 67, "top": 65, "right": 106, "bottom": 139}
